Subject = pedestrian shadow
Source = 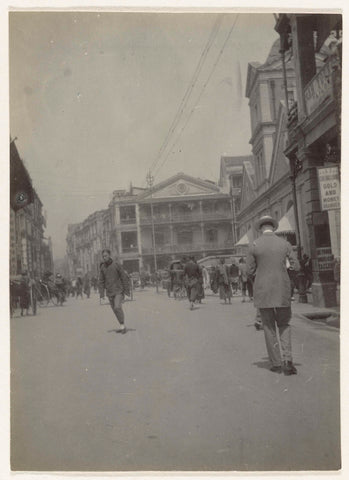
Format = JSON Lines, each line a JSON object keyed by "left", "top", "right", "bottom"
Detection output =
{"left": 246, "top": 323, "right": 263, "bottom": 329}
{"left": 107, "top": 328, "right": 136, "bottom": 334}
{"left": 253, "top": 359, "right": 302, "bottom": 371}
{"left": 252, "top": 359, "right": 271, "bottom": 371}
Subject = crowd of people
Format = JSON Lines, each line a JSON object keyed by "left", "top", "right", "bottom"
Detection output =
{"left": 10, "top": 217, "right": 320, "bottom": 377}
{"left": 10, "top": 270, "right": 100, "bottom": 316}
{"left": 140, "top": 255, "right": 257, "bottom": 311}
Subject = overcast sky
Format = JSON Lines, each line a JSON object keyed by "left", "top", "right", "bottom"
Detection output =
{"left": 9, "top": 11, "right": 279, "bottom": 258}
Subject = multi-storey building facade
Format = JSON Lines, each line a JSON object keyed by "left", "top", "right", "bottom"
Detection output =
{"left": 109, "top": 172, "right": 236, "bottom": 273}
{"left": 275, "top": 13, "right": 341, "bottom": 307}
{"left": 236, "top": 38, "right": 297, "bottom": 248}
{"left": 66, "top": 208, "right": 110, "bottom": 278}
{"left": 10, "top": 139, "right": 53, "bottom": 277}
{"left": 67, "top": 173, "right": 238, "bottom": 276}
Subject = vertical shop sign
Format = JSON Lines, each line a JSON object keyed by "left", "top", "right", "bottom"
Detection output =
{"left": 317, "top": 166, "right": 340, "bottom": 211}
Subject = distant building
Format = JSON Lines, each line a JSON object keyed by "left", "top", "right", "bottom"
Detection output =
{"left": 66, "top": 172, "right": 240, "bottom": 275}
{"left": 10, "top": 139, "right": 52, "bottom": 277}
{"left": 236, "top": 39, "right": 297, "bottom": 249}
{"left": 66, "top": 209, "right": 110, "bottom": 278}
{"left": 109, "top": 172, "right": 236, "bottom": 273}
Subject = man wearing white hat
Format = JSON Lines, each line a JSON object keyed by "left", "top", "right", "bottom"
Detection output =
{"left": 247, "top": 215, "right": 299, "bottom": 375}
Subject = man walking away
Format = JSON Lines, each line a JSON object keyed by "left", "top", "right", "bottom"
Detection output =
{"left": 99, "top": 249, "right": 130, "bottom": 334}
{"left": 229, "top": 260, "right": 240, "bottom": 295}
{"left": 216, "top": 257, "right": 232, "bottom": 304}
{"left": 184, "top": 256, "right": 201, "bottom": 310}
{"left": 238, "top": 257, "right": 253, "bottom": 302}
{"left": 247, "top": 215, "right": 299, "bottom": 375}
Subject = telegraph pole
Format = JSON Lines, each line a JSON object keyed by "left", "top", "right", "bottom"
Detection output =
{"left": 146, "top": 171, "right": 159, "bottom": 293}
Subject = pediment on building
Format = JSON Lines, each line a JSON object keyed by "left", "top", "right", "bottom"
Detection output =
{"left": 139, "top": 172, "right": 222, "bottom": 201}
{"left": 240, "top": 160, "right": 257, "bottom": 210}
{"left": 269, "top": 102, "right": 291, "bottom": 186}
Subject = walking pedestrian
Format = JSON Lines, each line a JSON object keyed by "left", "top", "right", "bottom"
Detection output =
{"left": 19, "top": 271, "right": 30, "bottom": 316}
{"left": 229, "top": 260, "right": 240, "bottom": 295}
{"left": 83, "top": 273, "right": 91, "bottom": 299}
{"left": 183, "top": 256, "right": 202, "bottom": 310}
{"left": 99, "top": 249, "right": 130, "bottom": 334}
{"left": 196, "top": 263, "right": 205, "bottom": 303}
{"left": 214, "top": 258, "right": 232, "bottom": 304}
{"left": 247, "top": 215, "right": 299, "bottom": 375}
{"left": 238, "top": 257, "right": 253, "bottom": 302}
{"left": 202, "top": 265, "right": 210, "bottom": 290}
{"left": 76, "top": 276, "right": 83, "bottom": 299}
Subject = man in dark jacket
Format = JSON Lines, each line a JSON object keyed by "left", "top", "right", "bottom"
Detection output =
{"left": 99, "top": 249, "right": 130, "bottom": 334}
{"left": 247, "top": 215, "right": 299, "bottom": 375}
{"left": 184, "top": 256, "right": 202, "bottom": 310}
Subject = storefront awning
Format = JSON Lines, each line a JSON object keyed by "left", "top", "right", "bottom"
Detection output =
{"left": 235, "top": 228, "right": 254, "bottom": 246}
{"left": 276, "top": 206, "right": 295, "bottom": 234}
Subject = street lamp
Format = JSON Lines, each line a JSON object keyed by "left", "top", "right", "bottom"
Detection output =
{"left": 146, "top": 171, "right": 159, "bottom": 293}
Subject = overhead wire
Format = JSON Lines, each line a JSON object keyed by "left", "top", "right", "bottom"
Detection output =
{"left": 153, "top": 14, "right": 240, "bottom": 179}
{"left": 145, "top": 14, "right": 225, "bottom": 182}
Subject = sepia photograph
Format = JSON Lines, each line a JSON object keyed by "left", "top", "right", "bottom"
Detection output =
{"left": 7, "top": 1, "right": 343, "bottom": 475}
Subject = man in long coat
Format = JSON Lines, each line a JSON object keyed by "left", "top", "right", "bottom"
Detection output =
{"left": 247, "top": 215, "right": 299, "bottom": 375}
{"left": 184, "top": 256, "right": 201, "bottom": 310}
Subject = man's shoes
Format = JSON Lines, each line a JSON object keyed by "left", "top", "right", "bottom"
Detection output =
{"left": 284, "top": 361, "right": 297, "bottom": 375}
{"left": 270, "top": 365, "right": 282, "bottom": 373}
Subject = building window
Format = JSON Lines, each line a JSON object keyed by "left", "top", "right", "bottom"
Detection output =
{"left": 120, "top": 205, "right": 136, "bottom": 223}
{"left": 121, "top": 231, "right": 138, "bottom": 251}
{"left": 206, "top": 229, "right": 218, "bottom": 243}
{"left": 155, "top": 231, "right": 165, "bottom": 245}
{"left": 177, "top": 230, "right": 193, "bottom": 245}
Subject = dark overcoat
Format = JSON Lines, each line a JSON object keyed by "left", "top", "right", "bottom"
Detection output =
{"left": 246, "top": 232, "right": 299, "bottom": 308}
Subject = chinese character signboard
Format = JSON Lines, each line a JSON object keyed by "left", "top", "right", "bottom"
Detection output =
{"left": 316, "top": 247, "right": 334, "bottom": 272}
{"left": 317, "top": 166, "right": 340, "bottom": 211}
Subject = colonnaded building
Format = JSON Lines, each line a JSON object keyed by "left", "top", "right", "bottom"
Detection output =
{"left": 66, "top": 171, "right": 244, "bottom": 277}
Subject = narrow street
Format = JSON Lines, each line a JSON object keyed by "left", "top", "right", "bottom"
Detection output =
{"left": 11, "top": 288, "right": 340, "bottom": 471}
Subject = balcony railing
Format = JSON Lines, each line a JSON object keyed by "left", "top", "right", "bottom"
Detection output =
{"left": 121, "top": 246, "right": 138, "bottom": 253}
{"left": 142, "top": 242, "right": 232, "bottom": 255}
{"left": 139, "top": 211, "right": 232, "bottom": 225}
{"left": 120, "top": 217, "right": 137, "bottom": 224}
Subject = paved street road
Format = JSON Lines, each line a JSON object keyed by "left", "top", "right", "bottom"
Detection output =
{"left": 11, "top": 288, "right": 340, "bottom": 471}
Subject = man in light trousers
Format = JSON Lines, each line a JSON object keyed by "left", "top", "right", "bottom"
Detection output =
{"left": 247, "top": 215, "right": 299, "bottom": 375}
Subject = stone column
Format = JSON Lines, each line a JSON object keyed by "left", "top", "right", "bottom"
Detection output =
{"left": 169, "top": 224, "right": 174, "bottom": 245}
{"left": 200, "top": 222, "right": 205, "bottom": 246}
{"left": 135, "top": 204, "right": 143, "bottom": 268}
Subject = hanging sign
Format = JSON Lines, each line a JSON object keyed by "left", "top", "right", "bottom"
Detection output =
{"left": 317, "top": 166, "right": 340, "bottom": 211}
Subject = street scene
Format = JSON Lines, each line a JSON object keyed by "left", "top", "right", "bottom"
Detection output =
{"left": 9, "top": 8, "right": 342, "bottom": 474}
{"left": 11, "top": 286, "right": 340, "bottom": 471}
